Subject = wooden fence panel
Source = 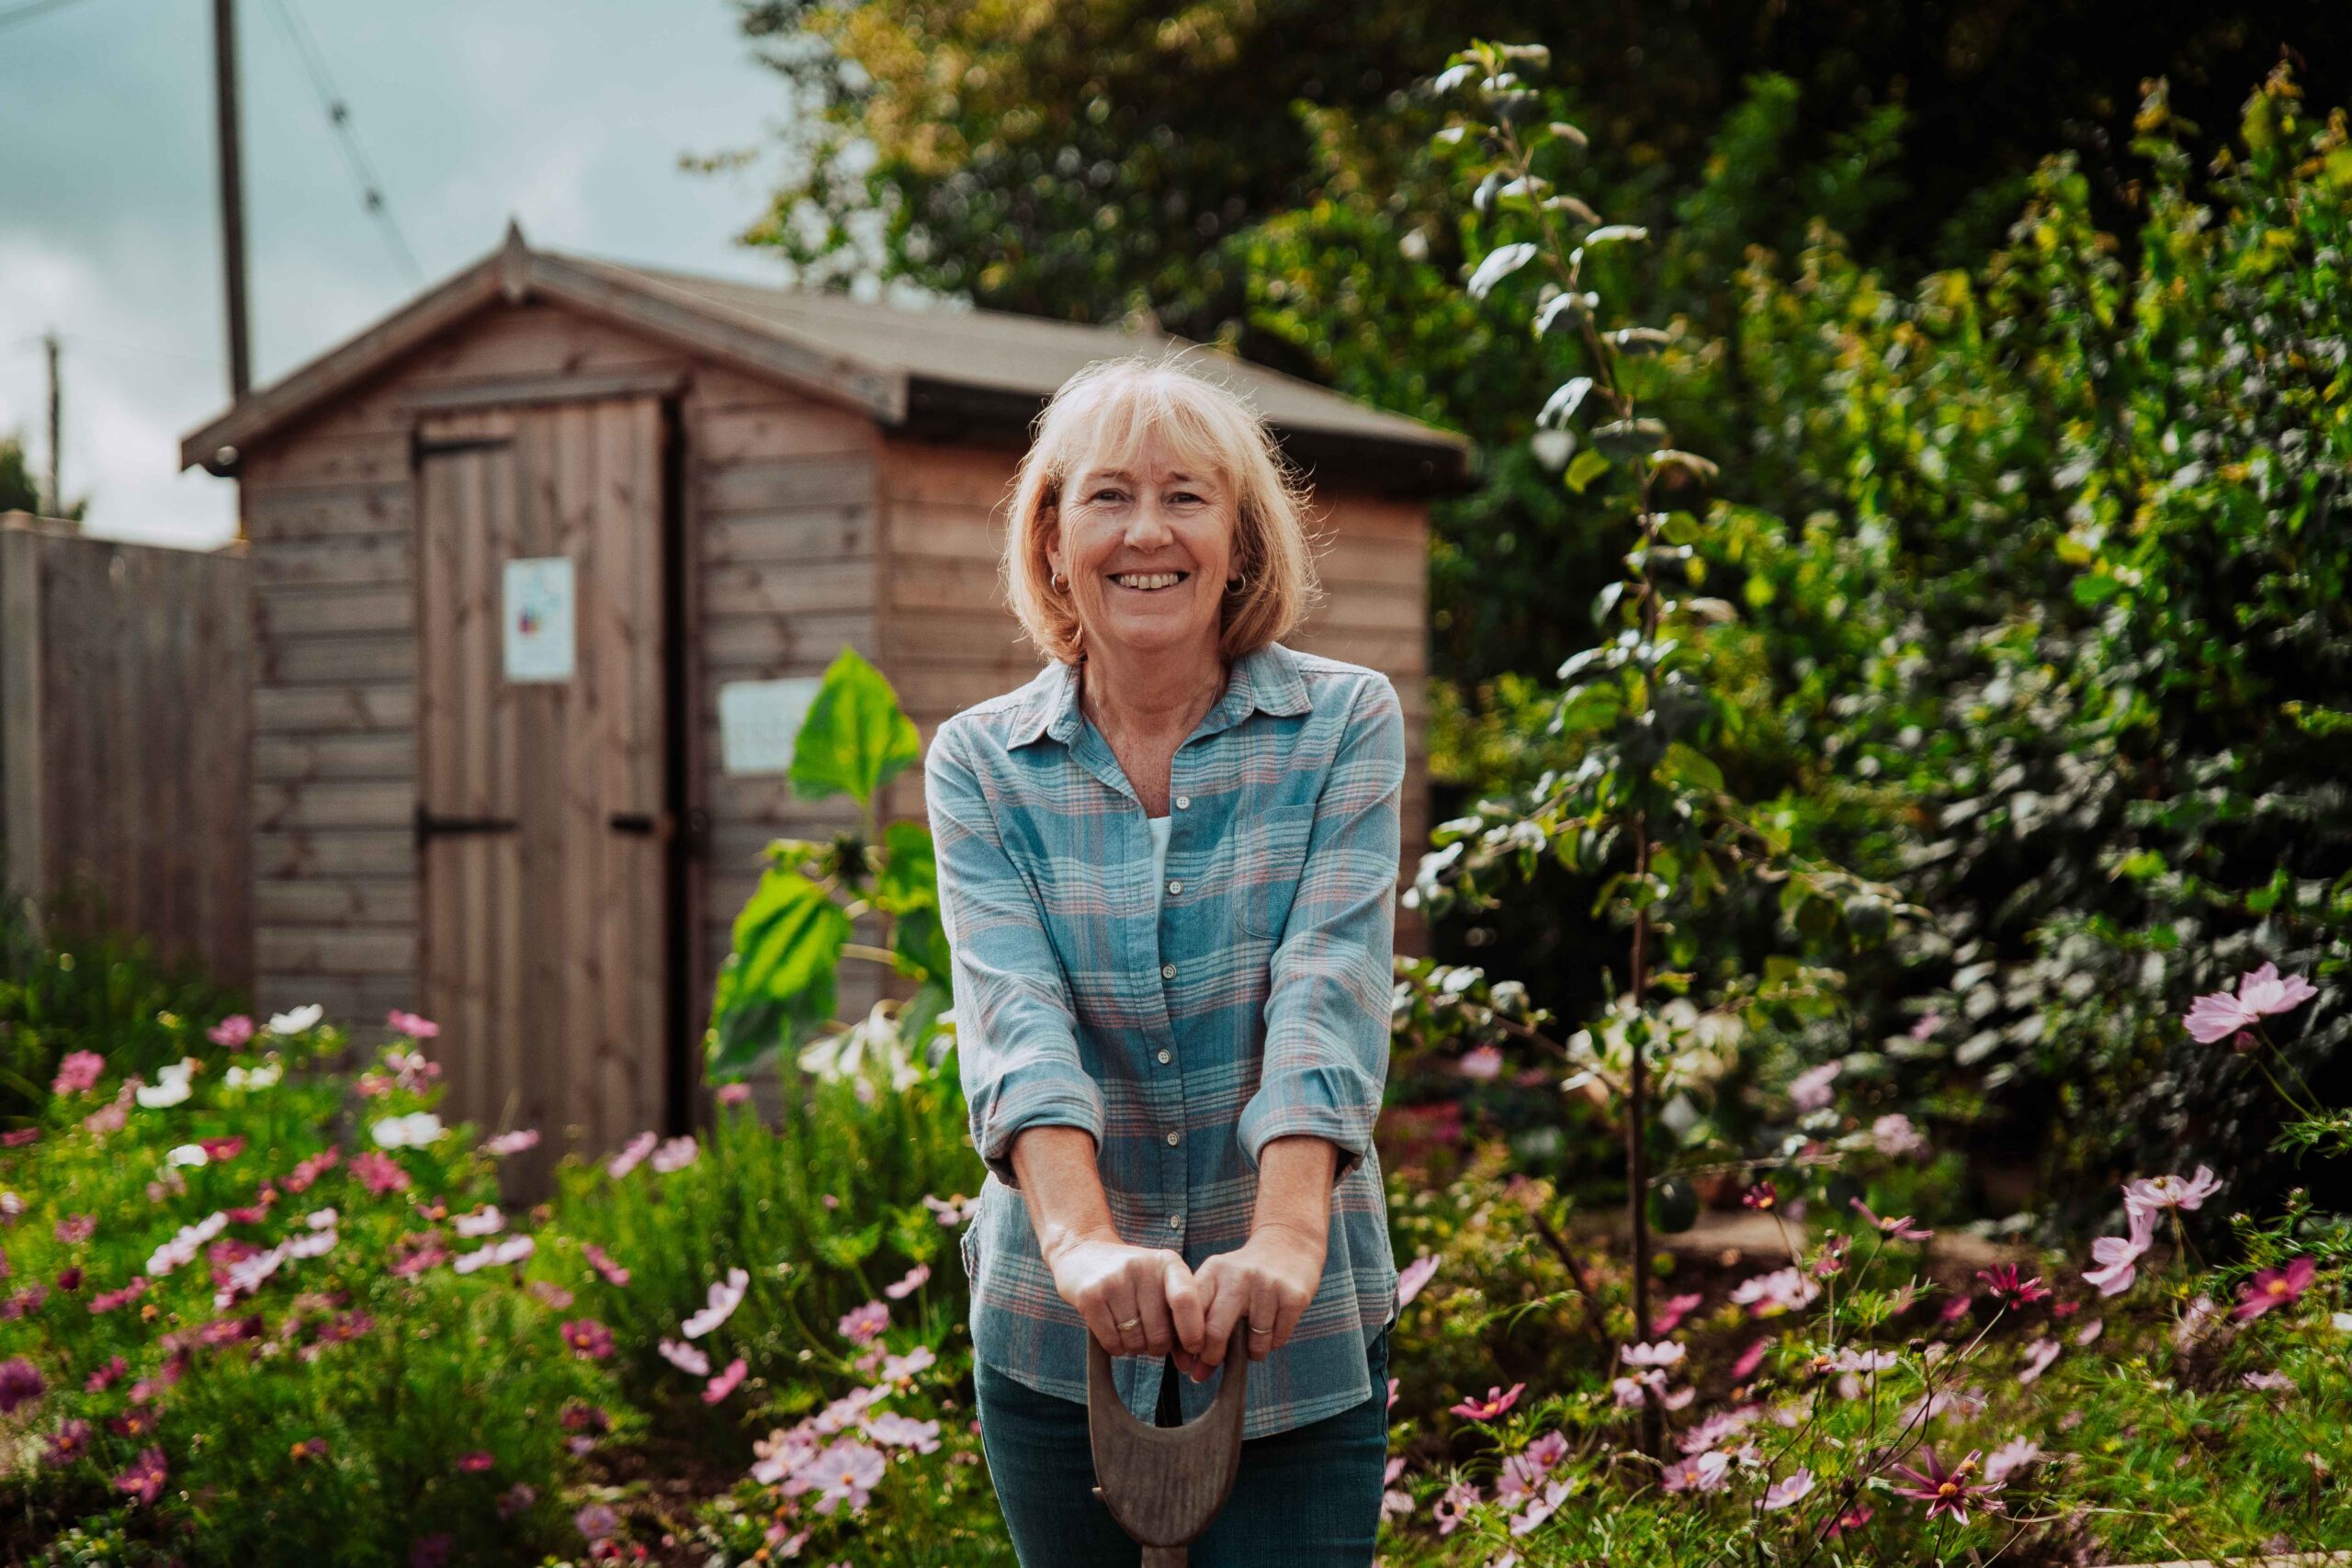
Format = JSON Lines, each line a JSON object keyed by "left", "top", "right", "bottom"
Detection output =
{"left": 0, "top": 515, "right": 254, "bottom": 987}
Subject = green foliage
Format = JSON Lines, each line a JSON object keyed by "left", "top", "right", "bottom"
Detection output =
{"left": 0, "top": 889, "right": 243, "bottom": 1127}
{"left": 0, "top": 1024, "right": 617, "bottom": 1566}
{"left": 705, "top": 649, "right": 951, "bottom": 1080}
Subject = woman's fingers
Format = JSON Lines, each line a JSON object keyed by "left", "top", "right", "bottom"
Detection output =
{"left": 1245, "top": 1272, "right": 1283, "bottom": 1360}
{"left": 1101, "top": 1272, "right": 1148, "bottom": 1358}
{"left": 1195, "top": 1257, "right": 1244, "bottom": 1370}
{"left": 1132, "top": 1254, "right": 1180, "bottom": 1358}
{"left": 1161, "top": 1252, "right": 1205, "bottom": 1359}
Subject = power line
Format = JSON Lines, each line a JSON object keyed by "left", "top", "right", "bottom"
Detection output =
{"left": 260, "top": 0, "right": 424, "bottom": 288}
{"left": 0, "top": 0, "right": 102, "bottom": 34}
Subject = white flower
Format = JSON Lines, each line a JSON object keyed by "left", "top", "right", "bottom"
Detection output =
{"left": 451, "top": 1235, "right": 535, "bottom": 1275}
{"left": 683, "top": 1266, "right": 751, "bottom": 1338}
{"left": 286, "top": 1227, "right": 337, "bottom": 1259}
{"left": 370, "top": 1111, "right": 445, "bottom": 1149}
{"left": 266, "top": 1004, "right": 324, "bottom": 1035}
{"left": 454, "top": 1205, "right": 504, "bottom": 1238}
{"left": 135, "top": 1059, "right": 198, "bottom": 1109}
{"left": 2333, "top": 1311, "right": 2352, "bottom": 1333}
{"left": 305, "top": 1207, "right": 338, "bottom": 1230}
{"left": 224, "top": 1060, "right": 282, "bottom": 1090}
{"left": 659, "top": 1338, "right": 710, "bottom": 1377}
{"left": 166, "top": 1144, "right": 209, "bottom": 1168}
{"left": 148, "top": 1211, "right": 229, "bottom": 1277}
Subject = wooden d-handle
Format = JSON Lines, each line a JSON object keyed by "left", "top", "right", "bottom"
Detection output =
{"left": 1086, "top": 1323, "right": 1252, "bottom": 1567}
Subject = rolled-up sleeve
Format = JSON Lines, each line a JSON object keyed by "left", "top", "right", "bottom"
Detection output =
{"left": 1236, "top": 673, "right": 1403, "bottom": 1184}
{"left": 925, "top": 719, "right": 1104, "bottom": 1189}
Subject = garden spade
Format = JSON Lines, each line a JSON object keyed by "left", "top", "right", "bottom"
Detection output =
{"left": 1086, "top": 1322, "right": 1253, "bottom": 1567}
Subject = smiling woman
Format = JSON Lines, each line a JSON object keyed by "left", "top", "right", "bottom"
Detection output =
{"left": 933, "top": 354, "right": 1402, "bottom": 1565}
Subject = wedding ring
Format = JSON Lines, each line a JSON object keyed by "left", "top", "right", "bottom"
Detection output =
{"left": 1248, "top": 1325, "right": 1272, "bottom": 1336}
{"left": 1116, "top": 1316, "right": 1143, "bottom": 1331}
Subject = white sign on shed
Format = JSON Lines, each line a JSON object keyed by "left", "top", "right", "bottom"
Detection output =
{"left": 501, "top": 557, "right": 575, "bottom": 683}
{"left": 718, "top": 677, "right": 823, "bottom": 776}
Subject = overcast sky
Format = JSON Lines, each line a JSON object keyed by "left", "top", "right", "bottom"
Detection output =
{"left": 0, "top": 0, "right": 808, "bottom": 547}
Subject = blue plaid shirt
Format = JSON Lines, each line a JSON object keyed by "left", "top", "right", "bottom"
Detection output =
{"left": 927, "top": 640, "right": 1401, "bottom": 1439}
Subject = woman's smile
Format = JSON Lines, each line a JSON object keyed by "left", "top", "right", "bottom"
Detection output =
{"left": 1109, "top": 570, "right": 1189, "bottom": 592}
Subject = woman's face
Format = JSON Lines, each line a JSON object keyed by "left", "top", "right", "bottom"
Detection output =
{"left": 1047, "top": 430, "right": 1236, "bottom": 665}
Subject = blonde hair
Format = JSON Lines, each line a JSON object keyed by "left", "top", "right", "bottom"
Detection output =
{"left": 1001, "top": 352, "right": 1322, "bottom": 665}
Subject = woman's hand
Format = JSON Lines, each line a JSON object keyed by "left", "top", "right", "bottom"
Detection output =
{"left": 1041, "top": 1227, "right": 1205, "bottom": 1361}
{"left": 1178, "top": 1217, "right": 1328, "bottom": 1377}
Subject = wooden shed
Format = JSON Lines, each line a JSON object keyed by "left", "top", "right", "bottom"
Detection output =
{"left": 179, "top": 223, "right": 1471, "bottom": 1179}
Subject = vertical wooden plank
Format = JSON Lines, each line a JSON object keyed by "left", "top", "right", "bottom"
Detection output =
{"left": 0, "top": 530, "right": 45, "bottom": 913}
{"left": 555, "top": 400, "right": 603, "bottom": 1159}
{"left": 514, "top": 407, "right": 563, "bottom": 1200}
{"left": 416, "top": 449, "right": 455, "bottom": 1096}
{"left": 484, "top": 432, "right": 526, "bottom": 1176}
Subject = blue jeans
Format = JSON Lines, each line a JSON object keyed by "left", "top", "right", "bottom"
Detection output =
{"left": 974, "top": 1328, "right": 1390, "bottom": 1566}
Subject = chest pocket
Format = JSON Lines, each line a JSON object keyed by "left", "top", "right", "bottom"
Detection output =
{"left": 1226, "top": 803, "right": 1317, "bottom": 942}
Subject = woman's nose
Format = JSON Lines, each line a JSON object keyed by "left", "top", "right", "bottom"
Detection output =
{"left": 1124, "top": 504, "right": 1176, "bottom": 547}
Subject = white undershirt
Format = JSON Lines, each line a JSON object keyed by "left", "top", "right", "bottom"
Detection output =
{"left": 1148, "top": 814, "right": 1171, "bottom": 914}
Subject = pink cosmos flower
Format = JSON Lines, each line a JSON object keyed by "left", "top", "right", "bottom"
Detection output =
{"left": 385, "top": 1010, "right": 439, "bottom": 1039}
{"left": 495, "top": 1482, "right": 537, "bottom": 1518}
{"left": 1850, "top": 1197, "right": 1933, "bottom": 1242}
{"left": 2242, "top": 1369, "right": 2295, "bottom": 1393}
{"left": 574, "top": 1503, "right": 620, "bottom": 1543}
{"left": 1433, "top": 1479, "right": 1481, "bottom": 1535}
{"left": 481, "top": 1128, "right": 539, "bottom": 1157}
{"left": 84, "top": 1355, "right": 127, "bottom": 1392}
{"left": 0, "top": 1356, "right": 46, "bottom": 1414}
{"left": 44, "top": 1417, "right": 93, "bottom": 1468}
{"left": 114, "top": 1446, "right": 168, "bottom": 1506}
{"left": 716, "top": 1081, "right": 753, "bottom": 1105}
{"left": 1729, "top": 1337, "right": 1772, "bottom": 1382}
{"left": 865, "top": 1411, "right": 943, "bottom": 1452}
{"left": 1660, "top": 1451, "right": 1731, "bottom": 1493}
{"left": 1456, "top": 1045, "right": 1504, "bottom": 1080}
{"left": 2123, "top": 1166, "right": 2222, "bottom": 1220}
{"left": 2015, "top": 1337, "right": 2063, "bottom": 1385}
{"left": 794, "top": 1439, "right": 888, "bottom": 1514}
{"left": 1396, "top": 1253, "right": 1441, "bottom": 1310}
{"left": 51, "top": 1051, "right": 106, "bottom": 1095}
{"left": 1763, "top": 1467, "right": 1815, "bottom": 1510}
{"left": 650, "top": 1135, "right": 698, "bottom": 1174}
{"left": 1871, "top": 1113, "right": 1928, "bottom": 1159}
{"left": 457, "top": 1451, "right": 495, "bottom": 1472}
{"left": 1652, "top": 1291, "right": 1703, "bottom": 1333}
{"left": 2084, "top": 1205, "right": 2157, "bottom": 1297}
{"left": 837, "top": 1298, "right": 889, "bottom": 1347}
{"left": 1975, "top": 1265, "right": 2051, "bottom": 1307}
{"left": 702, "top": 1358, "right": 748, "bottom": 1404}
{"left": 1982, "top": 1438, "right": 2041, "bottom": 1484}
{"left": 82, "top": 1100, "right": 126, "bottom": 1135}
{"left": 883, "top": 1262, "right": 931, "bottom": 1300}
{"left": 1889, "top": 1448, "right": 2002, "bottom": 1524}
{"left": 198, "top": 1134, "right": 246, "bottom": 1162}
{"left": 207, "top": 1015, "right": 255, "bottom": 1048}
{"left": 54, "top": 1213, "right": 96, "bottom": 1247}
{"left": 1380, "top": 1455, "right": 1413, "bottom": 1522}
{"left": 1387, "top": 1376, "right": 1399, "bottom": 1412}
{"left": 2234, "top": 1256, "right": 2317, "bottom": 1321}
{"left": 582, "top": 1242, "right": 630, "bottom": 1287}
{"left": 1450, "top": 1382, "right": 1525, "bottom": 1421}
{"left": 922, "top": 1192, "right": 978, "bottom": 1226}
{"left": 1789, "top": 1061, "right": 1839, "bottom": 1111}
{"left": 606, "top": 1131, "right": 660, "bottom": 1179}
{"left": 659, "top": 1337, "right": 710, "bottom": 1377}
{"left": 684, "top": 1267, "right": 752, "bottom": 1338}
{"left": 880, "top": 1344, "right": 937, "bottom": 1383}
{"left": 560, "top": 1319, "right": 615, "bottom": 1359}
{"left": 1731, "top": 1266, "right": 1820, "bottom": 1316}
{"left": 350, "top": 1150, "right": 410, "bottom": 1195}
{"left": 1908, "top": 1010, "right": 1945, "bottom": 1041}
{"left": 2185, "top": 962, "right": 2317, "bottom": 1043}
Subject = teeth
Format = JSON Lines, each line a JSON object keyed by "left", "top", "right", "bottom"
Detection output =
{"left": 1112, "top": 572, "right": 1183, "bottom": 591}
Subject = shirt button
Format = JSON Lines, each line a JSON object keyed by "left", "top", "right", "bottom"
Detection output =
{"left": 1157, "top": 1049, "right": 1171, "bottom": 1065}
{"left": 1165, "top": 1131, "right": 1181, "bottom": 1146}
{"left": 1174, "top": 795, "right": 1191, "bottom": 810}
{"left": 1167, "top": 1214, "right": 1183, "bottom": 1230}
{"left": 1160, "top": 963, "right": 1177, "bottom": 980}
{"left": 1167, "top": 879, "right": 1183, "bottom": 895}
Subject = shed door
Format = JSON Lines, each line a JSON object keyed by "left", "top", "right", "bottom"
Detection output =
{"left": 413, "top": 398, "right": 672, "bottom": 1193}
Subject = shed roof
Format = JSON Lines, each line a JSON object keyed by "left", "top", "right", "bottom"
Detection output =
{"left": 180, "top": 225, "right": 1475, "bottom": 495}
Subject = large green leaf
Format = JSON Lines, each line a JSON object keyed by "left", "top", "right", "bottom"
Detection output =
{"left": 788, "top": 648, "right": 922, "bottom": 809}
{"left": 706, "top": 868, "right": 853, "bottom": 1077}
{"left": 872, "top": 820, "right": 938, "bottom": 916}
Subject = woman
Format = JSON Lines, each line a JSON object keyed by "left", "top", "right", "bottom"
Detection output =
{"left": 925, "top": 355, "right": 1404, "bottom": 1565}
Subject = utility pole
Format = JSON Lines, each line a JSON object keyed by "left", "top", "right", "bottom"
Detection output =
{"left": 212, "top": 0, "right": 252, "bottom": 399}
{"left": 43, "top": 331, "right": 61, "bottom": 517}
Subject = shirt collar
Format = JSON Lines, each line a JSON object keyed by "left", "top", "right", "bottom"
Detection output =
{"left": 1004, "top": 640, "right": 1311, "bottom": 750}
